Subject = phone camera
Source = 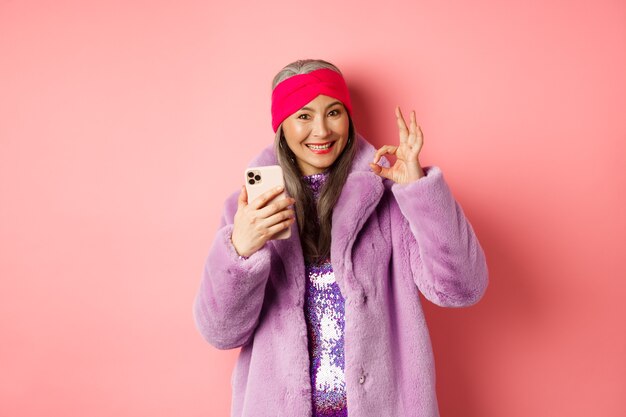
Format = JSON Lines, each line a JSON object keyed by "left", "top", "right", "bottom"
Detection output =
{"left": 247, "top": 170, "right": 261, "bottom": 185}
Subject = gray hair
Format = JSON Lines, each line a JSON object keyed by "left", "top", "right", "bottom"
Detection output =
{"left": 272, "top": 59, "right": 343, "bottom": 89}
{"left": 271, "top": 58, "right": 357, "bottom": 263}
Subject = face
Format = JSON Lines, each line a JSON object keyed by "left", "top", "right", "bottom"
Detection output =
{"left": 281, "top": 94, "right": 350, "bottom": 176}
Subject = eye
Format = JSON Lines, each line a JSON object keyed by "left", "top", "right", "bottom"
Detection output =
{"left": 297, "top": 113, "right": 310, "bottom": 120}
{"left": 328, "top": 109, "right": 341, "bottom": 116}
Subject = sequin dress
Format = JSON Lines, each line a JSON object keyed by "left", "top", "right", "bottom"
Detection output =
{"left": 302, "top": 171, "right": 347, "bottom": 417}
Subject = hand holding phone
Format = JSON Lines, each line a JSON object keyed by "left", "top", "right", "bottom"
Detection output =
{"left": 231, "top": 165, "right": 295, "bottom": 258}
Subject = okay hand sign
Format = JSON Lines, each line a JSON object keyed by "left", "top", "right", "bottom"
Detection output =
{"left": 370, "top": 106, "right": 425, "bottom": 184}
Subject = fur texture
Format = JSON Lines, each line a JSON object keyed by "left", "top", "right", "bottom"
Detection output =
{"left": 193, "top": 133, "right": 488, "bottom": 417}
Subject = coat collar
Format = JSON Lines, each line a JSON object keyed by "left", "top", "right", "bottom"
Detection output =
{"left": 247, "top": 133, "right": 390, "bottom": 298}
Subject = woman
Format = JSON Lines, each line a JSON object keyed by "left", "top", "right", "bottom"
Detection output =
{"left": 193, "top": 59, "right": 488, "bottom": 417}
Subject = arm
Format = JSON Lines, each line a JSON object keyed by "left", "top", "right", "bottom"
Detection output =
{"left": 390, "top": 166, "right": 488, "bottom": 307}
{"left": 371, "top": 107, "right": 487, "bottom": 306}
{"left": 192, "top": 192, "right": 272, "bottom": 350}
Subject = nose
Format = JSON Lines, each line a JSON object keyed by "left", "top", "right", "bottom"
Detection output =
{"left": 312, "top": 115, "right": 331, "bottom": 138}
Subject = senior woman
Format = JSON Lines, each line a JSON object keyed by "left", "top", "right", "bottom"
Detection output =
{"left": 193, "top": 58, "right": 488, "bottom": 417}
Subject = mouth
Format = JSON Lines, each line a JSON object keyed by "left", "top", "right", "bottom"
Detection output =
{"left": 305, "top": 141, "right": 335, "bottom": 154}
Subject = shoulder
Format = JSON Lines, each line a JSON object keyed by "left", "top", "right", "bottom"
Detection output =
{"left": 350, "top": 133, "right": 390, "bottom": 173}
{"left": 248, "top": 142, "right": 278, "bottom": 167}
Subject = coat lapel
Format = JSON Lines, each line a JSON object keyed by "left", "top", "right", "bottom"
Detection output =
{"left": 269, "top": 220, "right": 305, "bottom": 304}
{"left": 330, "top": 170, "right": 384, "bottom": 297}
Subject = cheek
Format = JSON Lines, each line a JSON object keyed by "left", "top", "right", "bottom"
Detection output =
{"left": 283, "top": 122, "right": 308, "bottom": 144}
{"left": 332, "top": 116, "right": 350, "bottom": 134}
{"left": 281, "top": 127, "right": 300, "bottom": 152}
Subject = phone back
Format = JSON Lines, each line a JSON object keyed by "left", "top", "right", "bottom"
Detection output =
{"left": 244, "top": 165, "right": 291, "bottom": 240}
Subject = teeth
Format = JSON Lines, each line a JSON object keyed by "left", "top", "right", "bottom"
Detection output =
{"left": 307, "top": 142, "right": 332, "bottom": 150}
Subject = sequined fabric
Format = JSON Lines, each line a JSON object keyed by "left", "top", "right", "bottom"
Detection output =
{"left": 302, "top": 170, "right": 347, "bottom": 417}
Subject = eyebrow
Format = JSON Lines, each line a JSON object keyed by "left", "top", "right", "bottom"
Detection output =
{"left": 299, "top": 101, "right": 343, "bottom": 112}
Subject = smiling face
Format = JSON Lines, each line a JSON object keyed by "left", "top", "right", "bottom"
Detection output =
{"left": 280, "top": 94, "right": 350, "bottom": 176}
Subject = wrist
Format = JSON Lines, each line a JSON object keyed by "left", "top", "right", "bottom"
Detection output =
{"left": 230, "top": 233, "right": 251, "bottom": 260}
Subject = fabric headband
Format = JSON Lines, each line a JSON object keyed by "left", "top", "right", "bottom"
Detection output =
{"left": 271, "top": 68, "right": 353, "bottom": 133}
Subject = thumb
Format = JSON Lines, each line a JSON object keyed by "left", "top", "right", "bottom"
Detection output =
{"left": 238, "top": 185, "right": 248, "bottom": 208}
{"left": 370, "top": 162, "right": 391, "bottom": 180}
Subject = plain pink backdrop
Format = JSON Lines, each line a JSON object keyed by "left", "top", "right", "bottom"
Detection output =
{"left": 1, "top": 0, "right": 624, "bottom": 416}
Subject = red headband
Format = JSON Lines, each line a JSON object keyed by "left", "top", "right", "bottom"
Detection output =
{"left": 271, "top": 68, "right": 353, "bottom": 133}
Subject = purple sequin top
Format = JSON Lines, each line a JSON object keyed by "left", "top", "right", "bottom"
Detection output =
{"left": 302, "top": 170, "right": 347, "bottom": 417}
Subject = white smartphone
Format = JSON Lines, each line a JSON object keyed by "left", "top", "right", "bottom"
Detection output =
{"left": 244, "top": 165, "right": 292, "bottom": 240}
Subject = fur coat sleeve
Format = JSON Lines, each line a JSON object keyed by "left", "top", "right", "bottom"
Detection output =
{"left": 193, "top": 190, "right": 272, "bottom": 350}
{"left": 390, "top": 166, "right": 488, "bottom": 307}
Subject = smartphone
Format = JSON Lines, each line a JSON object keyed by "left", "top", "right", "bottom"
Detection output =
{"left": 244, "top": 165, "right": 292, "bottom": 240}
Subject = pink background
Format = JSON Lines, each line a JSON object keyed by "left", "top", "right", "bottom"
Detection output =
{"left": 1, "top": 0, "right": 625, "bottom": 416}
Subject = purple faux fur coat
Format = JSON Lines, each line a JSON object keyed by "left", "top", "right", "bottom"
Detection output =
{"left": 193, "top": 133, "right": 488, "bottom": 417}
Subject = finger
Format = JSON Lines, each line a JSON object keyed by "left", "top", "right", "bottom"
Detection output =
{"left": 250, "top": 185, "right": 286, "bottom": 210}
{"left": 396, "top": 106, "right": 408, "bottom": 142}
{"left": 263, "top": 208, "right": 295, "bottom": 229}
{"left": 372, "top": 145, "right": 398, "bottom": 164}
{"left": 408, "top": 111, "right": 417, "bottom": 138}
{"left": 238, "top": 185, "right": 248, "bottom": 209}
{"left": 371, "top": 163, "right": 393, "bottom": 180}
{"left": 407, "top": 110, "right": 421, "bottom": 146}
{"left": 257, "top": 196, "right": 296, "bottom": 219}
{"left": 415, "top": 124, "right": 424, "bottom": 148}
{"left": 266, "top": 217, "right": 296, "bottom": 239}
{"left": 369, "top": 162, "right": 382, "bottom": 174}
{"left": 396, "top": 106, "right": 408, "bottom": 131}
